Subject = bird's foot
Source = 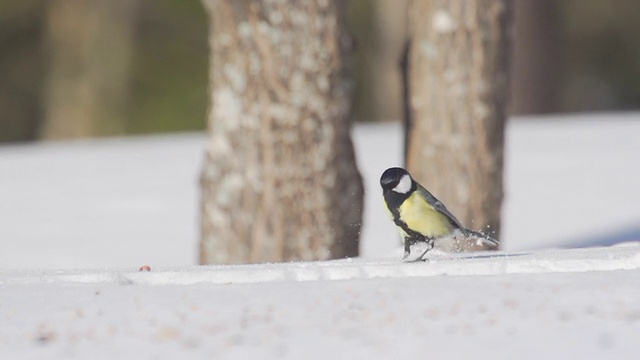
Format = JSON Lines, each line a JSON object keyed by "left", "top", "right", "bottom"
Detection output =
{"left": 404, "top": 256, "right": 429, "bottom": 263}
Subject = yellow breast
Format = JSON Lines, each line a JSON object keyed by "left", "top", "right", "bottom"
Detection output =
{"left": 399, "top": 193, "right": 453, "bottom": 238}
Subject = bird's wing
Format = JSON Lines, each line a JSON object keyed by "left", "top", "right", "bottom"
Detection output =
{"left": 416, "top": 185, "right": 469, "bottom": 236}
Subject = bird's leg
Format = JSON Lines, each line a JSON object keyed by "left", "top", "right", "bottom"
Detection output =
{"left": 403, "top": 236, "right": 431, "bottom": 263}
{"left": 416, "top": 240, "right": 435, "bottom": 262}
{"left": 402, "top": 240, "right": 411, "bottom": 260}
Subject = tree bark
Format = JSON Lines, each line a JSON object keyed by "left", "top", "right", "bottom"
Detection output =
{"left": 200, "top": 0, "right": 363, "bottom": 264}
{"left": 405, "top": 0, "right": 511, "bottom": 249}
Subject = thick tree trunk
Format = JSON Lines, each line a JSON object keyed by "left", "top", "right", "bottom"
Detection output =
{"left": 200, "top": 0, "right": 363, "bottom": 264}
{"left": 405, "top": 0, "right": 511, "bottom": 249}
{"left": 42, "top": 0, "right": 139, "bottom": 139}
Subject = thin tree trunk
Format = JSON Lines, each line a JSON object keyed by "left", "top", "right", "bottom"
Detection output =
{"left": 0, "top": 1, "right": 45, "bottom": 142}
{"left": 42, "top": 0, "right": 139, "bottom": 139}
{"left": 405, "top": 0, "right": 511, "bottom": 250}
{"left": 200, "top": 0, "right": 363, "bottom": 264}
{"left": 350, "top": 0, "right": 408, "bottom": 122}
{"left": 510, "top": 0, "right": 560, "bottom": 115}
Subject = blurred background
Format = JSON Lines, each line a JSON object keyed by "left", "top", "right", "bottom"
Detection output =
{"left": 1, "top": 0, "right": 640, "bottom": 269}
{"left": 2, "top": 0, "right": 640, "bottom": 143}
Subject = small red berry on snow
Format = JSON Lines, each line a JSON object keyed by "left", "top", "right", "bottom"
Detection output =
{"left": 139, "top": 265, "right": 151, "bottom": 272}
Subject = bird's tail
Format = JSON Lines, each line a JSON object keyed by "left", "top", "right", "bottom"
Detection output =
{"left": 466, "top": 229, "right": 500, "bottom": 249}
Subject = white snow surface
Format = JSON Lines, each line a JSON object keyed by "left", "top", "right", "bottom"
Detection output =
{"left": 3, "top": 247, "right": 640, "bottom": 359}
{"left": 1, "top": 113, "right": 640, "bottom": 359}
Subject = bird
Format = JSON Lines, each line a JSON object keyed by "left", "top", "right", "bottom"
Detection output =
{"left": 380, "top": 167, "right": 499, "bottom": 262}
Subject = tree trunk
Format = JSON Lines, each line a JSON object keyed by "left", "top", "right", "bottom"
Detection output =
{"left": 349, "top": 0, "right": 408, "bottom": 122}
{"left": 200, "top": 0, "right": 363, "bottom": 264}
{"left": 510, "top": 0, "right": 560, "bottom": 115}
{"left": 405, "top": 0, "right": 511, "bottom": 250}
{"left": 0, "top": 1, "right": 46, "bottom": 143}
{"left": 41, "top": 0, "right": 139, "bottom": 139}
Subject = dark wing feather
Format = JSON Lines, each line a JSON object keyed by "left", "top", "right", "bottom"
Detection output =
{"left": 415, "top": 184, "right": 469, "bottom": 236}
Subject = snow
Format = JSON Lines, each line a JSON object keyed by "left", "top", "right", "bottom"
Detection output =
{"left": 503, "top": 115, "right": 640, "bottom": 250}
{"left": 0, "top": 134, "right": 202, "bottom": 268}
{"left": 3, "top": 247, "right": 640, "bottom": 359}
{"left": 1, "top": 113, "right": 640, "bottom": 359}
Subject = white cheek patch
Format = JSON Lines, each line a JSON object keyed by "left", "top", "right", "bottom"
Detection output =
{"left": 393, "top": 174, "right": 412, "bottom": 194}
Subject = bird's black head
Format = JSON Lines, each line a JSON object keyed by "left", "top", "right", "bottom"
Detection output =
{"left": 380, "top": 167, "right": 413, "bottom": 194}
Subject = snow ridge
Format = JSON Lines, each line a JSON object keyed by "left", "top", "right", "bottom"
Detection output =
{"left": 2, "top": 245, "right": 639, "bottom": 286}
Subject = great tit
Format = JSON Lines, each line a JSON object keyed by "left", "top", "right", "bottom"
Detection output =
{"left": 380, "top": 167, "right": 499, "bottom": 262}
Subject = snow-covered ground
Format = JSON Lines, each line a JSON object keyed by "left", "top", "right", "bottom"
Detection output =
{"left": 1, "top": 113, "right": 640, "bottom": 359}
{"left": 3, "top": 247, "right": 640, "bottom": 359}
